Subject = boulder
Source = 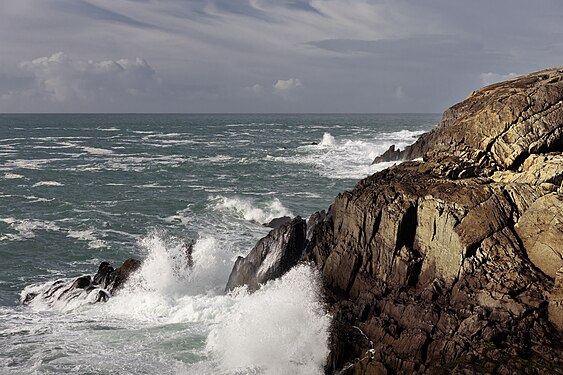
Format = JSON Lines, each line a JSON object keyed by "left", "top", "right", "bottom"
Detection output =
{"left": 263, "top": 216, "right": 292, "bottom": 229}
{"left": 23, "top": 258, "right": 141, "bottom": 306}
{"left": 225, "top": 216, "right": 307, "bottom": 292}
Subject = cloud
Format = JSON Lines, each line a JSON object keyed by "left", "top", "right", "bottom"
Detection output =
{"left": 1, "top": 1, "right": 562, "bottom": 112}
{"left": 18, "top": 52, "right": 159, "bottom": 104}
{"left": 245, "top": 83, "right": 263, "bottom": 94}
{"left": 480, "top": 72, "right": 520, "bottom": 86}
{"left": 273, "top": 78, "right": 303, "bottom": 99}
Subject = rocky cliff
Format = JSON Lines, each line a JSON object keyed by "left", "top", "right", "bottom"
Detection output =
{"left": 228, "top": 67, "right": 563, "bottom": 374}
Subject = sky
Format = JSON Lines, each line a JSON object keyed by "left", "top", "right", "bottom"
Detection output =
{"left": 0, "top": 0, "right": 562, "bottom": 113}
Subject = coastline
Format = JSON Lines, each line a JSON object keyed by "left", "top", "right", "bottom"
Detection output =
{"left": 228, "top": 67, "right": 563, "bottom": 374}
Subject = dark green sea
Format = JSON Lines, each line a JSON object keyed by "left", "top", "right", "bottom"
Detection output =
{"left": 0, "top": 113, "right": 439, "bottom": 374}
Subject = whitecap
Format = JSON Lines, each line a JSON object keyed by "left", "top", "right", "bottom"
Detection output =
{"left": 1, "top": 218, "right": 60, "bottom": 239}
{"left": 82, "top": 146, "right": 114, "bottom": 155}
{"left": 319, "top": 132, "right": 335, "bottom": 147}
{"left": 32, "top": 181, "right": 64, "bottom": 187}
{"left": 3, "top": 173, "right": 24, "bottom": 179}
{"left": 211, "top": 195, "right": 293, "bottom": 225}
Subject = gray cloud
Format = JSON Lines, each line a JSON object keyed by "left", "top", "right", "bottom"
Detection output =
{"left": 0, "top": 0, "right": 562, "bottom": 112}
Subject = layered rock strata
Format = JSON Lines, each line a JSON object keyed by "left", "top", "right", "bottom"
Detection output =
{"left": 228, "top": 67, "right": 563, "bottom": 374}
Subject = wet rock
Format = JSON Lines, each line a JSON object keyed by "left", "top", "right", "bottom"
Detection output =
{"left": 107, "top": 258, "right": 142, "bottom": 292}
{"left": 263, "top": 216, "right": 292, "bottom": 229}
{"left": 22, "top": 258, "right": 141, "bottom": 306}
{"left": 225, "top": 216, "right": 307, "bottom": 292}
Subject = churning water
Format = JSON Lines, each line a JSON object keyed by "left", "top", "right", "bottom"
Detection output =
{"left": 0, "top": 113, "right": 438, "bottom": 374}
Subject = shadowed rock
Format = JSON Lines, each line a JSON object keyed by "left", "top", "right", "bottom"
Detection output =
{"left": 225, "top": 216, "right": 307, "bottom": 292}
{"left": 263, "top": 216, "right": 292, "bottom": 229}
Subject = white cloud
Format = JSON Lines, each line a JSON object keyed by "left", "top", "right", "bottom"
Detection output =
{"left": 480, "top": 72, "right": 519, "bottom": 86}
{"left": 273, "top": 78, "right": 303, "bottom": 99}
{"left": 245, "top": 83, "right": 263, "bottom": 94}
{"left": 18, "top": 52, "right": 159, "bottom": 103}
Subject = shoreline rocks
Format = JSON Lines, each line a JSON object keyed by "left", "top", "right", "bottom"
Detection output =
{"left": 226, "top": 216, "right": 307, "bottom": 292}
{"left": 228, "top": 67, "right": 563, "bottom": 374}
{"left": 22, "top": 258, "right": 141, "bottom": 306}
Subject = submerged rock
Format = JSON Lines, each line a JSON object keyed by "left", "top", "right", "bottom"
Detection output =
{"left": 229, "top": 67, "right": 563, "bottom": 374}
{"left": 225, "top": 216, "right": 307, "bottom": 292}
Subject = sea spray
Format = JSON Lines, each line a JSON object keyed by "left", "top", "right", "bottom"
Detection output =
{"left": 1, "top": 114, "right": 437, "bottom": 374}
{"left": 207, "top": 264, "right": 331, "bottom": 375}
{"left": 211, "top": 196, "right": 294, "bottom": 225}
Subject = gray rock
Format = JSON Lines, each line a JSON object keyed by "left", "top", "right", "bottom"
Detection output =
{"left": 263, "top": 216, "right": 292, "bottom": 229}
{"left": 225, "top": 217, "right": 307, "bottom": 292}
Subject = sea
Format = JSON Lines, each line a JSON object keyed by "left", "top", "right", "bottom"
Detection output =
{"left": 0, "top": 113, "right": 439, "bottom": 374}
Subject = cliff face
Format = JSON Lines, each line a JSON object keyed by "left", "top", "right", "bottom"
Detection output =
{"left": 227, "top": 67, "right": 563, "bottom": 374}
{"left": 312, "top": 67, "right": 563, "bottom": 374}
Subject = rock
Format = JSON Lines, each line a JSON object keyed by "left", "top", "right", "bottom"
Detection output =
{"left": 226, "top": 67, "right": 563, "bottom": 373}
{"left": 225, "top": 216, "right": 307, "bottom": 292}
{"left": 107, "top": 258, "right": 142, "bottom": 292}
{"left": 309, "top": 68, "right": 563, "bottom": 374}
{"left": 515, "top": 193, "right": 563, "bottom": 278}
{"left": 372, "top": 145, "right": 402, "bottom": 164}
{"left": 93, "top": 261, "right": 114, "bottom": 288}
{"left": 22, "top": 258, "right": 142, "bottom": 306}
{"left": 263, "top": 216, "right": 292, "bottom": 229}
{"left": 549, "top": 267, "right": 563, "bottom": 330}
{"left": 371, "top": 67, "right": 563, "bottom": 172}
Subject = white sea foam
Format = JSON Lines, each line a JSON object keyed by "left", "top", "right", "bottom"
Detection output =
{"left": 3, "top": 173, "right": 24, "bottom": 179}
{"left": 15, "top": 224, "right": 330, "bottom": 374}
{"left": 32, "top": 181, "right": 64, "bottom": 187}
{"left": 319, "top": 132, "right": 336, "bottom": 147}
{"left": 82, "top": 146, "right": 114, "bottom": 155}
{"left": 5, "top": 159, "right": 53, "bottom": 170}
{"left": 208, "top": 264, "right": 330, "bottom": 375}
{"left": 274, "top": 130, "right": 424, "bottom": 180}
{"left": 376, "top": 129, "right": 426, "bottom": 140}
{"left": 212, "top": 196, "right": 293, "bottom": 225}
{"left": 1, "top": 218, "right": 60, "bottom": 239}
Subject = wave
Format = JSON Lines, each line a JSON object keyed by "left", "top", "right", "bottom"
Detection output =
{"left": 82, "top": 146, "right": 114, "bottom": 155}
{"left": 0, "top": 218, "right": 60, "bottom": 240}
{"left": 319, "top": 132, "right": 335, "bottom": 147}
{"left": 18, "top": 229, "right": 330, "bottom": 374}
{"left": 208, "top": 264, "right": 330, "bottom": 375}
{"left": 3, "top": 173, "right": 24, "bottom": 179}
{"left": 273, "top": 130, "right": 423, "bottom": 180}
{"left": 32, "top": 181, "right": 64, "bottom": 187}
{"left": 211, "top": 196, "right": 293, "bottom": 225}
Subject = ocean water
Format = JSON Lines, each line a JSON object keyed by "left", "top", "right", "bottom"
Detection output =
{"left": 0, "top": 113, "right": 439, "bottom": 374}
